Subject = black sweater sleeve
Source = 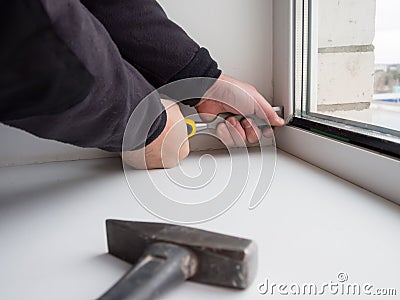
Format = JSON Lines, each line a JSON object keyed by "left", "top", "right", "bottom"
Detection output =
{"left": 0, "top": 0, "right": 166, "bottom": 152}
{"left": 81, "top": 0, "right": 222, "bottom": 106}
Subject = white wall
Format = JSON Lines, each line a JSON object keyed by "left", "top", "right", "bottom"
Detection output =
{"left": 0, "top": 124, "right": 114, "bottom": 167}
{"left": 0, "top": 0, "right": 273, "bottom": 167}
{"left": 158, "top": 0, "right": 273, "bottom": 99}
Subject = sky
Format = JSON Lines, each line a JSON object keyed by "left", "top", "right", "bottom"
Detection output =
{"left": 374, "top": 0, "right": 400, "bottom": 64}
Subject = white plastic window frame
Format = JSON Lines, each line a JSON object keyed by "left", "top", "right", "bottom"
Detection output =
{"left": 272, "top": 0, "right": 400, "bottom": 204}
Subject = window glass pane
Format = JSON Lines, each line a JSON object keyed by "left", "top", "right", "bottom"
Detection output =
{"left": 310, "top": 0, "right": 400, "bottom": 133}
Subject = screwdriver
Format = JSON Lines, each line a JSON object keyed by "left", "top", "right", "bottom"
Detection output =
{"left": 185, "top": 106, "right": 283, "bottom": 138}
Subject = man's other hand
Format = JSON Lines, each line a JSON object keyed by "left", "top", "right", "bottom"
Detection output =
{"left": 122, "top": 99, "right": 189, "bottom": 169}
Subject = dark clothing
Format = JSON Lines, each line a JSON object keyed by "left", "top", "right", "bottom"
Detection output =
{"left": 0, "top": 0, "right": 221, "bottom": 151}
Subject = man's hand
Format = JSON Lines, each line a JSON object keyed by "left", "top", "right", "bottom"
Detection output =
{"left": 122, "top": 99, "right": 189, "bottom": 169}
{"left": 195, "top": 74, "right": 285, "bottom": 147}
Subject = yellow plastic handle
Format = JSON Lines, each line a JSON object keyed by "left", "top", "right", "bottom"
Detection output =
{"left": 185, "top": 118, "right": 196, "bottom": 138}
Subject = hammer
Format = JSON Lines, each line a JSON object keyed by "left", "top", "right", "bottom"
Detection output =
{"left": 97, "top": 220, "right": 257, "bottom": 300}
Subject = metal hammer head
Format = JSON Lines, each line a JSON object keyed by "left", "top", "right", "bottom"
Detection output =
{"left": 106, "top": 219, "right": 257, "bottom": 289}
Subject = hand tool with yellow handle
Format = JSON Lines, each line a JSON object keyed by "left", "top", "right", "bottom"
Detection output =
{"left": 185, "top": 106, "right": 283, "bottom": 138}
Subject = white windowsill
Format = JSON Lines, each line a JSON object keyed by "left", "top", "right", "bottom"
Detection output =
{"left": 272, "top": 0, "right": 400, "bottom": 203}
{"left": 0, "top": 150, "right": 399, "bottom": 299}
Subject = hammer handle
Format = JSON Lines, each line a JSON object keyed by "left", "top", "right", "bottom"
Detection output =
{"left": 97, "top": 243, "right": 198, "bottom": 300}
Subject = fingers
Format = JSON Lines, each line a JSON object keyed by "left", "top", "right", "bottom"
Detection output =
{"left": 216, "top": 117, "right": 262, "bottom": 147}
{"left": 262, "top": 127, "right": 274, "bottom": 138}
{"left": 216, "top": 122, "right": 235, "bottom": 147}
{"left": 226, "top": 117, "right": 246, "bottom": 147}
{"left": 197, "top": 74, "right": 285, "bottom": 127}
{"left": 241, "top": 118, "right": 261, "bottom": 144}
{"left": 216, "top": 123, "right": 246, "bottom": 148}
{"left": 253, "top": 94, "right": 285, "bottom": 127}
{"left": 216, "top": 117, "right": 246, "bottom": 147}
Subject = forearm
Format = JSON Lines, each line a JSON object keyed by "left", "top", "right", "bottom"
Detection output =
{"left": 1, "top": 0, "right": 166, "bottom": 152}
{"left": 81, "top": 0, "right": 221, "bottom": 105}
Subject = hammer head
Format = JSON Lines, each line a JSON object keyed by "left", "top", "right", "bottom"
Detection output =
{"left": 106, "top": 219, "right": 257, "bottom": 289}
